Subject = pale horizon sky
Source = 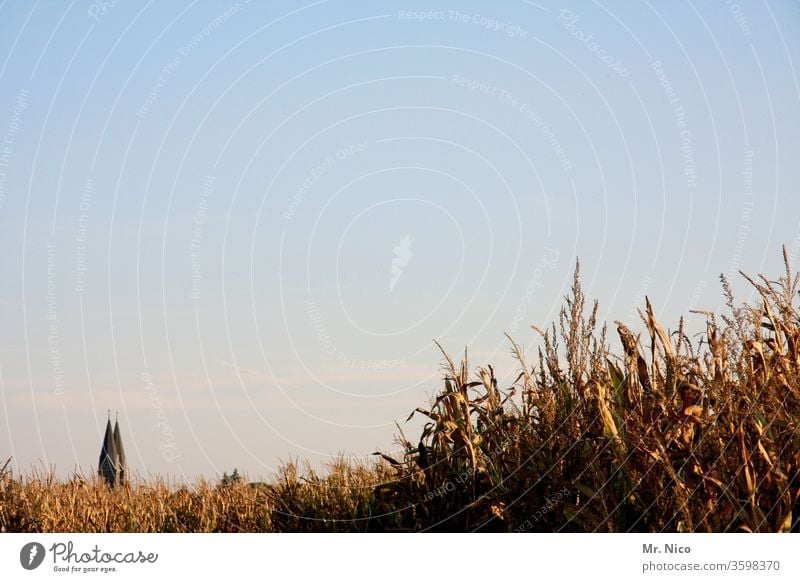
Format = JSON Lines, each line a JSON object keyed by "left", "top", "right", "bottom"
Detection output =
{"left": 0, "top": 0, "right": 799, "bottom": 481}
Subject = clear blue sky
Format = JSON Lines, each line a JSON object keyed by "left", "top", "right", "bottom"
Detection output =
{"left": 0, "top": 0, "right": 798, "bottom": 480}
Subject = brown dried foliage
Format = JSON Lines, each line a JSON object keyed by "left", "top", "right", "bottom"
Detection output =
{"left": 2, "top": 250, "right": 799, "bottom": 532}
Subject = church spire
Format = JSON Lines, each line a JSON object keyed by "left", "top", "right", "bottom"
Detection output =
{"left": 113, "top": 413, "right": 127, "bottom": 486}
{"left": 98, "top": 411, "right": 127, "bottom": 487}
{"left": 98, "top": 416, "right": 118, "bottom": 487}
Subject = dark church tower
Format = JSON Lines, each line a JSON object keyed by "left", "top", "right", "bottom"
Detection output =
{"left": 113, "top": 414, "right": 127, "bottom": 485}
{"left": 98, "top": 411, "right": 127, "bottom": 487}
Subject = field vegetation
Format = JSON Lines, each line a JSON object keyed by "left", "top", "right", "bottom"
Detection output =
{"left": 2, "top": 250, "right": 799, "bottom": 532}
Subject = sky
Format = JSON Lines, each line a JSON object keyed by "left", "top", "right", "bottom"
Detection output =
{"left": 0, "top": 0, "right": 798, "bottom": 481}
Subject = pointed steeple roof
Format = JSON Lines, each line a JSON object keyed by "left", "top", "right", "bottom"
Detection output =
{"left": 98, "top": 411, "right": 118, "bottom": 486}
{"left": 113, "top": 413, "right": 127, "bottom": 485}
